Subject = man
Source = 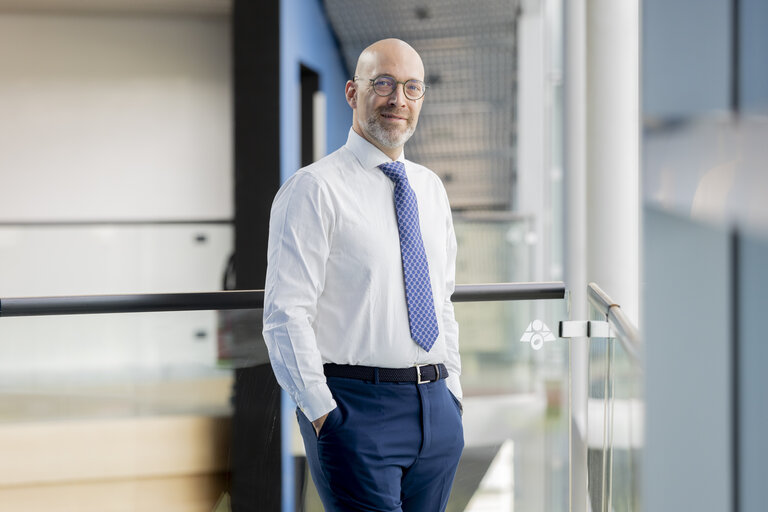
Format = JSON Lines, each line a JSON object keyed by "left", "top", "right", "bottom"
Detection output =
{"left": 263, "top": 38, "right": 463, "bottom": 511}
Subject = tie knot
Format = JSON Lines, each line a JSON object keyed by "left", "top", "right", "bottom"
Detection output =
{"left": 378, "top": 161, "right": 407, "bottom": 183}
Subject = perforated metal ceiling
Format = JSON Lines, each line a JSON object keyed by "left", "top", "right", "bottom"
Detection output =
{"left": 323, "top": 0, "right": 520, "bottom": 210}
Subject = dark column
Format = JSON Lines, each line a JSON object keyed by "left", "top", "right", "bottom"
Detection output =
{"left": 300, "top": 64, "right": 320, "bottom": 167}
{"left": 233, "top": 1, "right": 281, "bottom": 286}
{"left": 730, "top": 230, "right": 740, "bottom": 512}
{"left": 231, "top": 1, "right": 282, "bottom": 511}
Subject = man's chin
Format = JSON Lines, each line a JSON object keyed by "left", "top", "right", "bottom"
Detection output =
{"left": 379, "top": 135, "right": 409, "bottom": 149}
{"left": 367, "top": 126, "right": 413, "bottom": 149}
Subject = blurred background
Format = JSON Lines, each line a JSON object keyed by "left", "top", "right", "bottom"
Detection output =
{"left": 0, "top": 0, "right": 766, "bottom": 511}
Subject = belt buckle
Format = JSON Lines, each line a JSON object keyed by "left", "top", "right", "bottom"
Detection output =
{"left": 415, "top": 364, "right": 439, "bottom": 384}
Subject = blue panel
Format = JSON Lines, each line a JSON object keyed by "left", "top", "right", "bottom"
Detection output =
{"left": 741, "top": 0, "right": 768, "bottom": 112}
{"left": 739, "top": 232, "right": 768, "bottom": 511}
{"left": 280, "top": 0, "right": 350, "bottom": 184}
{"left": 281, "top": 390, "right": 297, "bottom": 512}
{"left": 643, "top": 206, "right": 732, "bottom": 511}
{"left": 643, "top": 0, "right": 731, "bottom": 118}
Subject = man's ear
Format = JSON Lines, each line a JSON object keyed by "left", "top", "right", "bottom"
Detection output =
{"left": 345, "top": 81, "right": 357, "bottom": 108}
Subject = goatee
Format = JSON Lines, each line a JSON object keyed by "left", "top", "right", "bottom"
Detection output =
{"left": 363, "top": 108, "right": 416, "bottom": 149}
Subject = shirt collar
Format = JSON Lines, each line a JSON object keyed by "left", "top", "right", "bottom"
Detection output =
{"left": 345, "top": 128, "right": 406, "bottom": 171}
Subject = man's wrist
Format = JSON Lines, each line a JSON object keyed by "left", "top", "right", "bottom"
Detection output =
{"left": 297, "top": 383, "right": 336, "bottom": 421}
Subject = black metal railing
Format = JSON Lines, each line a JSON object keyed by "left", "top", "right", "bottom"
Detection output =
{"left": 0, "top": 282, "right": 566, "bottom": 318}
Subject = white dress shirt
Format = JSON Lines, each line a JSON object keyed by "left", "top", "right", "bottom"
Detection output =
{"left": 262, "top": 129, "right": 461, "bottom": 421}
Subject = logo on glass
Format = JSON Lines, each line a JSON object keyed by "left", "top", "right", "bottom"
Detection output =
{"left": 520, "top": 319, "right": 556, "bottom": 350}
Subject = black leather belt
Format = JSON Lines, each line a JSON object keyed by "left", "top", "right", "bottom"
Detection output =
{"left": 323, "top": 363, "right": 448, "bottom": 384}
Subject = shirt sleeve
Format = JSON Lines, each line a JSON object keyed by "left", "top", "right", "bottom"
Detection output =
{"left": 440, "top": 187, "right": 463, "bottom": 402}
{"left": 262, "top": 171, "right": 337, "bottom": 421}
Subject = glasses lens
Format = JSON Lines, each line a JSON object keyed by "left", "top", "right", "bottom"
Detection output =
{"left": 404, "top": 80, "right": 425, "bottom": 100}
{"left": 372, "top": 76, "right": 396, "bottom": 96}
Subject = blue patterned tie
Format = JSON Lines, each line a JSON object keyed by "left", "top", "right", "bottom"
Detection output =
{"left": 379, "top": 161, "right": 440, "bottom": 351}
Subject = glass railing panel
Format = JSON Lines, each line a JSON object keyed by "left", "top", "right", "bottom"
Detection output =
{"left": 604, "top": 327, "right": 643, "bottom": 512}
{"left": 584, "top": 304, "right": 643, "bottom": 512}
{"left": 1, "top": 290, "right": 571, "bottom": 511}
{"left": 0, "top": 310, "right": 235, "bottom": 510}
{"left": 449, "top": 297, "right": 570, "bottom": 512}
{"left": 586, "top": 308, "right": 612, "bottom": 512}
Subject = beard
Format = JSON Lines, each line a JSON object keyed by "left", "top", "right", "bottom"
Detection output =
{"left": 362, "top": 107, "right": 417, "bottom": 149}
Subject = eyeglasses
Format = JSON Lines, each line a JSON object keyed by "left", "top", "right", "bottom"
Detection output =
{"left": 354, "top": 75, "right": 428, "bottom": 100}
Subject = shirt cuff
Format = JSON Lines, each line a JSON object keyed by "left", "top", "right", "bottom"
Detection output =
{"left": 296, "top": 382, "right": 337, "bottom": 422}
{"left": 446, "top": 374, "right": 463, "bottom": 402}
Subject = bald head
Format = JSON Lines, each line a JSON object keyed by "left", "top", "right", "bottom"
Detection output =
{"left": 354, "top": 38, "right": 425, "bottom": 81}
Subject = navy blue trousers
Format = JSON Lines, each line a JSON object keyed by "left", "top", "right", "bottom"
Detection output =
{"left": 297, "top": 376, "right": 464, "bottom": 512}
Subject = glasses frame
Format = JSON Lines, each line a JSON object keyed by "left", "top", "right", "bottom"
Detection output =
{"left": 354, "top": 74, "right": 428, "bottom": 101}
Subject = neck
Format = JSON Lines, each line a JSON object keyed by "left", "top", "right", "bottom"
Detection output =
{"left": 353, "top": 125, "right": 402, "bottom": 161}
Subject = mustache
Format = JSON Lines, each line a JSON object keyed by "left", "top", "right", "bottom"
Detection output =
{"left": 377, "top": 107, "right": 411, "bottom": 119}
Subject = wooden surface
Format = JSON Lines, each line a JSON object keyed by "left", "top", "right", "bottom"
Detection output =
{"left": 0, "top": 375, "right": 234, "bottom": 511}
{"left": 0, "top": 473, "right": 229, "bottom": 512}
{"left": 0, "top": 414, "right": 231, "bottom": 485}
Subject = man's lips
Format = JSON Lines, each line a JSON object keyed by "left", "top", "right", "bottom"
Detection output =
{"left": 380, "top": 111, "right": 408, "bottom": 121}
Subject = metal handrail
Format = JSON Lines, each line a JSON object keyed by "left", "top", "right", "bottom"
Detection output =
{"left": 0, "top": 281, "right": 566, "bottom": 318}
{"left": 587, "top": 282, "right": 642, "bottom": 362}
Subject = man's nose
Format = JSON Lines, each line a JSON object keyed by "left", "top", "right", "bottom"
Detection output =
{"left": 387, "top": 83, "right": 407, "bottom": 105}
